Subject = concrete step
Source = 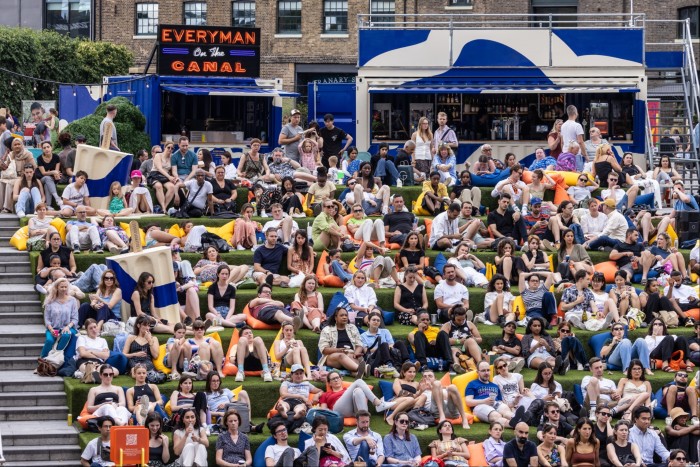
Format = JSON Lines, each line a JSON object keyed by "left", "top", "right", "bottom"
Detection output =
{"left": 2, "top": 444, "right": 81, "bottom": 462}
{"left": 0, "top": 405, "right": 68, "bottom": 421}
{"left": 0, "top": 235, "right": 10, "bottom": 247}
{"left": 0, "top": 311, "right": 44, "bottom": 325}
{"left": 3, "top": 462, "right": 82, "bottom": 467}
{"left": 0, "top": 247, "right": 29, "bottom": 260}
{"left": 0, "top": 213, "right": 20, "bottom": 226}
{"left": 0, "top": 224, "right": 17, "bottom": 234}
{"left": 0, "top": 391, "right": 66, "bottom": 407}
{"left": 0, "top": 326, "right": 48, "bottom": 345}
{"left": 0, "top": 300, "right": 42, "bottom": 312}
{"left": 0, "top": 272, "right": 35, "bottom": 284}
{"left": 0, "top": 371, "right": 64, "bottom": 393}
{"left": 0, "top": 283, "right": 38, "bottom": 300}
{"left": 0, "top": 262, "right": 31, "bottom": 273}
{"left": 0, "top": 356, "right": 39, "bottom": 371}
{"left": 0, "top": 342, "right": 44, "bottom": 357}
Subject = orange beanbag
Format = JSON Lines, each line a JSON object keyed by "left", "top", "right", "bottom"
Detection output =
{"left": 316, "top": 250, "right": 346, "bottom": 288}
{"left": 242, "top": 304, "right": 280, "bottom": 330}
{"left": 594, "top": 261, "right": 617, "bottom": 283}
{"left": 468, "top": 443, "right": 488, "bottom": 467}
{"left": 222, "top": 328, "right": 263, "bottom": 377}
{"left": 77, "top": 402, "right": 96, "bottom": 429}
{"left": 686, "top": 309, "right": 700, "bottom": 321}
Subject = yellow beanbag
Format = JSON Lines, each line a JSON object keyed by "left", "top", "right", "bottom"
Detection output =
{"left": 205, "top": 221, "right": 235, "bottom": 246}
{"left": 51, "top": 217, "right": 67, "bottom": 242}
{"left": 412, "top": 192, "right": 431, "bottom": 216}
{"left": 268, "top": 328, "right": 284, "bottom": 364}
{"left": 9, "top": 226, "right": 29, "bottom": 251}
{"left": 119, "top": 222, "right": 147, "bottom": 245}
{"left": 168, "top": 224, "right": 186, "bottom": 237}
{"left": 152, "top": 343, "right": 171, "bottom": 375}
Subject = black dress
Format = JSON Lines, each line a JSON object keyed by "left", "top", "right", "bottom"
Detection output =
{"left": 397, "top": 283, "right": 424, "bottom": 326}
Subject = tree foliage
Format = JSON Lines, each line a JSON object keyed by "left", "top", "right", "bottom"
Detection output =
{"left": 63, "top": 97, "right": 150, "bottom": 156}
{"left": 0, "top": 26, "right": 133, "bottom": 115}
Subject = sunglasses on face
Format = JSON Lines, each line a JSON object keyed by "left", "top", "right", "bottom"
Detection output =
{"left": 599, "top": 412, "right": 611, "bottom": 417}
{"left": 101, "top": 373, "right": 114, "bottom": 377}
{"left": 397, "top": 419, "right": 409, "bottom": 425}
{"left": 104, "top": 277, "right": 115, "bottom": 281}
{"left": 559, "top": 329, "right": 571, "bottom": 334}
{"left": 677, "top": 373, "right": 688, "bottom": 378}
{"left": 146, "top": 280, "right": 154, "bottom": 284}
{"left": 353, "top": 209, "right": 363, "bottom": 213}
{"left": 673, "top": 456, "right": 687, "bottom": 461}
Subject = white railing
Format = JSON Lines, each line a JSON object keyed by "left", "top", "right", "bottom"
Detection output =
{"left": 645, "top": 103, "right": 657, "bottom": 169}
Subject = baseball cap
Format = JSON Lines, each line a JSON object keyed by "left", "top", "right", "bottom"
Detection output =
{"left": 130, "top": 170, "right": 143, "bottom": 179}
{"left": 290, "top": 109, "right": 301, "bottom": 116}
{"left": 602, "top": 199, "right": 617, "bottom": 209}
{"left": 529, "top": 197, "right": 542, "bottom": 206}
{"left": 324, "top": 113, "right": 334, "bottom": 121}
{"left": 75, "top": 134, "right": 87, "bottom": 142}
{"left": 290, "top": 363, "right": 304, "bottom": 373}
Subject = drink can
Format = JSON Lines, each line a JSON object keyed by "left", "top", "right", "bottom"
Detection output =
{"left": 67, "top": 413, "right": 72, "bottom": 425}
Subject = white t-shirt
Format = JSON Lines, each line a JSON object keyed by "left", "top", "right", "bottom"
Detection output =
{"left": 184, "top": 179, "right": 213, "bottom": 209}
{"left": 265, "top": 444, "right": 300, "bottom": 463}
{"left": 494, "top": 373, "right": 523, "bottom": 406}
{"left": 581, "top": 375, "right": 616, "bottom": 403}
{"left": 263, "top": 217, "right": 299, "bottom": 235}
{"left": 561, "top": 120, "right": 584, "bottom": 148}
{"left": 75, "top": 335, "right": 108, "bottom": 360}
{"left": 484, "top": 291, "right": 515, "bottom": 316}
{"left": 663, "top": 284, "right": 697, "bottom": 304}
{"left": 81, "top": 437, "right": 110, "bottom": 465}
{"left": 62, "top": 183, "right": 89, "bottom": 205}
{"left": 530, "top": 381, "right": 563, "bottom": 399}
{"left": 434, "top": 281, "right": 469, "bottom": 309}
{"left": 690, "top": 246, "right": 699, "bottom": 263}
{"left": 567, "top": 186, "right": 596, "bottom": 203}
{"left": 601, "top": 188, "right": 625, "bottom": 205}
{"left": 580, "top": 212, "right": 608, "bottom": 235}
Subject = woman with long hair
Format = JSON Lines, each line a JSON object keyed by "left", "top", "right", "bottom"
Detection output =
{"left": 197, "top": 148, "right": 215, "bottom": 176}
{"left": 531, "top": 362, "right": 563, "bottom": 403}
{"left": 36, "top": 140, "right": 62, "bottom": 209}
{"left": 232, "top": 203, "right": 258, "bottom": 250}
{"left": 639, "top": 278, "right": 689, "bottom": 327}
{"left": 649, "top": 232, "right": 688, "bottom": 282}
{"left": 557, "top": 228, "right": 594, "bottom": 279}
{"left": 448, "top": 241, "right": 488, "bottom": 288}
{"left": 323, "top": 248, "right": 353, "bottom": 284}
{"left": 123, "top": 315, "right": 160, "bottom": 372}
{"left": 195, "top": 246, "right": 248, "bottom": 285}
{"left": 361, "top": 310, "right": 409, "bottom": 376}
{"left": 484, "top": 274, "right": 516, "bottom": 326}
{"left": 387, "top": 362, "right": 427, "bottom": 426}
{"left": 393, "top": 266, "right": 428, "bottom": 326}
{"left": 236, "top": 138, "right": 270, "bottom": 183}
{"left": 85, "top": 364, "right": 131, "bottom": 425}
{"left": 492, "top": 321, "right": 524, "bottom": 371}
{"left": 653, "top": 154, "right": 681, "bottom": 200}
{"left": 291, "top": 275, "right": 325, "bottom": 332}
{"left": 11, "top": 164, "right": 44, "bottom": 217}
{"left": 614, "top": 359, "right": 652, "bottom": 421}
{"left": 495, "top": 237, "right": 518, "bottom": 285}
{"left": 2, "top": 137, "right": 34, "bottom": 211}
{"left": 521, "top": 317, "right": 560, "bottom": 370}
{"left": 645, "top": 317, "right": 692, "bottom": 372}
{"left": 41, "top": 277, "right": 78, "bottom": 358}
{"left": 353, "top": 161, "right": 390, "bottom": 216}
{"left": 274, "top": 322, "right": 313, "bottom": 379}
{"left": 516, "top": 235, "right": 559, "bottom": 283}
{"left": 318, "top": 307, "right": 366, "bottom": 377}
{"left": 169, "top": 375, "right": 209, "bottom": 424}
{"left": 432, "top": 143, "right": 457, "bottom": 186}
{"left": 210, "top": 165, "right": 238, "bottom": 214}
{"left": 398, "top": 231, "right": 439, "bottom": 286}
{"left": 493, "top": 356, "right": 533, "bottom": 413}
{"left": 204, "top": 371, "right": 253, "bottom": 429}
{"left": 590, "top": 272, "right": 620, "bottom": 323}
{"left": 345, "top": 266, "right": 387, "bottom": 325}
{"left": 287, "top": 229, "right": 315, "bottom": 287}
{"left": 145, "top": 413, "right": 171, "bottom": 467}
{"left": 608, "top": 270, "right": 640, "bottom": 322}
{"left": 187, "top": 319, "right": 225, "bottom": 378}
{"left": 77, "top": 269, "right": 121, "bottom": 331}
{"left": 383, "top": 411, "right": 422, "bottom": 465}
{"left": 606, "top": 420, "right": 642, "bottom": 467}
{"left": 205, "top": 265, "right": 246, "bottom": 328}
{"left": 547, "top": 119, "right": 564, "bottom": 159}
{"left": 172, "top": 408, "right": 209, "bottom": 466}
{"left": 220, "top": 151, "right": 237, "bottom": 180}
{"left": 553, "top": 321, "right": 590, "bottom": 375}
{"left": 429, "top": 420, "right": 470, "bottom": 466}
{"left": 412, "top": 116, "right": 434, "bottom": 178}
{"left": 591, "top": 143, "right": 624, "bottom": 189}
{"left": 147, "top": 141, "right": 178, "bottom": 212}
{"left": 126, "top": 363, "right": 166, "bottom": 425}
{"left": 341, "top": 146, "right": 361, "bottom": 179}
{"left": 546, "top": 200, "right": 580, "bottom": 248}
{"left": 565, "top": 418, "right": 599, "bottom": 467}
{"left": 347, "top": 202, "right": 386, "bottom": 248}
{"left": 280, "top": 176, "right": 305, "bottom": 216}
{"left": 130, "top": 272, "right": 175, "bottom": 334}
{"left": 538, "top": 423, "right": 568, "bottom": 467}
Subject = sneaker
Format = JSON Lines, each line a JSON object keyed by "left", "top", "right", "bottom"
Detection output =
{"left": 298, "top": 422, "right": 313, "bottom": 434}
{"left": 516, "top": 318, "right": 529, "bottom": 327}
{"left": 355, "top": 360, "right": 367, "bottom": 379}
{"left": 375, "top": 398, "right": 396, "bottom": 413}
{"left": 262, "top": 371, "right": 273, "bottom": 382}
{"left": 509, "top": 406, "right": 526, "bottom": 428}
{"left": 235, "top": 372, "right": 245, "bottom": 382}
{"left": 512, "top": 358, "right": 526, "bottom": 374}
{"left": 169, "top": 372, "right": 181, "bottom": 381}
{"left": 291, "top": 212, "right": 306, "bottom": 218}
{"left": 474, "top": 313, "right": 486, "bottom": 324}
{"left": 120, "top": 247, "right": 130, "bottom": 254}
{"left": 424, "top": 280, "right": 435, "bottom": 289}
{"left": 73, "top": 244, "right": 81, "bottom": 255}
{"left": 542, "top": 239, "right": 555, "bottom": 252}
{"left": 16, "top": 211, "right": 25, "bottom": 217}
{"left": 280, "top": 281, "right": 290, "bottom": 288}
{"left": 139, "top": 395, "right": 150, "bottom": 417}
{"left": 260, "top": 210, "right": 269, "bottom": 218}
{"left": 686, "top": 318, "right": 696, "bottom": 327}
{"left": 73, "top": 370, "right": 84, "bottom": 379}
{"left": 236, "top": 244, "right": 245, "bottom": 251}
{"left": 452, "top": 362, "right": 465, "bottom": 375}
{"left": 34, "top": 284, "right": 48, "bottom": 295}
{"left": 465, "top": 309, "right": 474, "bottom": 323}
{"left": 92, "top": 245, "right": 104, "bottom": 254}
{"left": 559, "top": 358, "right": 570, "bottom": 376}
{"left": 108, "top": 245, "right": 120, "bottom": 255}
{"left": 292, "top": 316, "right": 302, "bottom": 333}
{"left": 414, "top": 424, "right": 429, "bottom": 431}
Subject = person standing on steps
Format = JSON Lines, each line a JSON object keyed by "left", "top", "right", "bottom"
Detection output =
{"left": 100, "top": 104, "right": 119, "bottom": 151}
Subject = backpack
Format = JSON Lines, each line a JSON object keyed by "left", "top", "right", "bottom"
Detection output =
{"left": 306, "top": 409, "right": 344, "bottom": 434}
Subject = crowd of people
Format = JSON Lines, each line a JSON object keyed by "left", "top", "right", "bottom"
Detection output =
{"left": 12, "top": 105, "right": 700, "bottom": 467}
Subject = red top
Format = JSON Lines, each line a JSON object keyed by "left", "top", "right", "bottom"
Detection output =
{"left": 319, "top": 389, "right": 345, "bottom": 410}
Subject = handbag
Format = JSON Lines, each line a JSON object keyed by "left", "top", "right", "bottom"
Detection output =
{"left": 657, "top": 310, "right": 679, "bottom": 328}
{"left": 36, "top": 359, "right": 57, "bottom": 377}
{"left": 201, "top": 232, "right": 231, "bottom": 253}
{"left": 44, "top": 335, "right": 71, "bottom": 369}
{"left": 407, "top": 408, "right": 436, "bottom": 427}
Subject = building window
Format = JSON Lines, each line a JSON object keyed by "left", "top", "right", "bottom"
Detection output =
{"left": 232, "top": 0, "right": 255, "bottom": 27}
{"left": 323, "top": 0, "right": 348, "bottom": 33}
{"left": 45, "top": 0, "right": 92, "bottom": 38}
{"left": 531, "top": 0, "right": 578, "bottom": 28}
{"left": 678, "top": 7, "right": 699, "bottom": 39}
{"left": 135, "top": 3, "right": 158, "bottom": 35}
{"left": 277, "top": 0, "right": 301, "bottom": 34}
{"left": 448, "top": 0, "right": 473, "bottom": 6}
{"left": 184, "top": 2, "right": 207, "bottom": 26}
{"left": 370, "top": 0, "right": 394, "bottom": 24}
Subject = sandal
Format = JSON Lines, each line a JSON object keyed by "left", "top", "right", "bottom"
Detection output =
{"left": 640, "top": 278, "right": 648, "bottom": 286}
{"left": 662, "top": 365, "right": 674, "bottom": 373}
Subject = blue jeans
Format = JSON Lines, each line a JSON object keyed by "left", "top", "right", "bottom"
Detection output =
{"left": 355, "top": 440, "right": 378, "bottom": 467}
{"left": 331, "top": 260, "right": 353, "bottom": 282}
{"left": 73, "top": 264, "right": 108, "bottom": 293}
{"left": 606, "top": 338, "right": 651, "bottom": 371}
{"left": 15, "top": 187, "right": 42, "bottom": 215}
{"left": 78, "top": 302, "right": 117, "bottom": 328}
{"left": 41, "top": 328, "right": 77, "bottom": 358}
{"left": 617, "top": 193, "right": 654, "bottom": 211}
{"left": 588, "top": 235, "right": 620, "bottom": 250}
{"left": 106, "top": 351, "right": 128, "bottom": 375}
{"left": 525, "top": 291, "right": 557, "bottom": 322}
{"left": 375, "top": 159, "right": 400, "bottom": 186}
{"left": 560, "top": 336, "right": 589, "bottom": 366}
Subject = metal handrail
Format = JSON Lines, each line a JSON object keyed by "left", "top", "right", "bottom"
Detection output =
{"left": 358, "top": 12, "right": 646, "bottom": 30}
{"left": 645, "top": 103, "right": 656, "bottom": 168}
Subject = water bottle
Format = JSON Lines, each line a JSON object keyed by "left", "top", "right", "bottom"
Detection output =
{"left": 412, "top": 217, "right": 418, "bottom": 232}
{"left": 183, "top": 357, "right": 189, "bottom": 373}
{"left": 565, "top": 255, "right": 570, "bottom": 262}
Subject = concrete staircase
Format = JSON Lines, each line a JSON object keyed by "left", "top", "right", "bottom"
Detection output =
{"left": 0, "top": 214, "right": 81, "bottom": 466}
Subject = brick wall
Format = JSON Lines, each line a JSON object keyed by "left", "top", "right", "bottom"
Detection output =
{"left": 100, "top": 0, "right": 699, "bottom": 87}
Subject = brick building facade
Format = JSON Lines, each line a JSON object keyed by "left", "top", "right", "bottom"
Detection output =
{"left": 21, "top": 0, "right": 699, "bottom": 94}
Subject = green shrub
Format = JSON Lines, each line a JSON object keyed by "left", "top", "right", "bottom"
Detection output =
{"left": 63, "top": 97, "right": 150, "bottom": 155}
{"left": 0, "top": 26, "right": 132, "bottom": 117}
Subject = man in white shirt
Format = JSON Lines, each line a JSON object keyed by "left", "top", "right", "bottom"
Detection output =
{"left": 262, "top": 203, "right": 299, "bottom": 245}
{"left": 581, "top": 357, "right": 622, "bottom": 418}
{"left": 583, "top": 199, "right": 628, "bottom": 250}
{"left": 580, "top": 199, "right": 608, "bottom": 241}
{"left": 80, "top": 416, "right": 113, "bottom": 467}
{"left": 601, "top": 172, "right": 641, "bottom": 211}
{"left": 430, "top": 202, "right": 462, "bottom": 250}
{"left": 690, "top": 243, "right": 700, "bottom": 282}
{"left": 664, "top": 270, "right": 700, "bottom": 311}
{"left": 560, "top": 105, "right": 586, "bottom": 170}
{"left": 265, "top": 420, "right": 301, "bottom": 467}
{"left": 343, "top": 410, "right": 385, "bottom": 467}
{"left": 434, "top": 264, "right": 470, "bottom": 322}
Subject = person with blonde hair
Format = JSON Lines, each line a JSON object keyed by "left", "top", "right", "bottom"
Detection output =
{"left": 412, "top": 116, "right": 434, "bottom": 179}
{"left": 432, "top": 143, "right": 457, "bottom": 186}
{"left": 41, "top": 277, "right": 79, "bottom": 358}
